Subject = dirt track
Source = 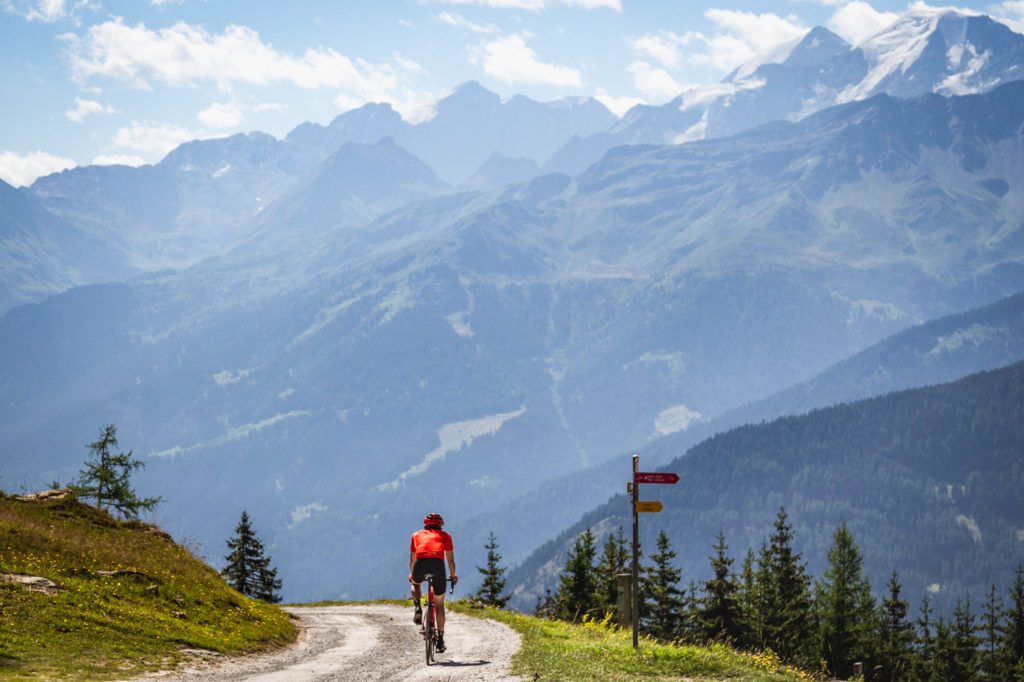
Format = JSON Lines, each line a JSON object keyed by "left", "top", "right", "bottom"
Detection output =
{"left": 140, "top": 604, "right": 523, "bottom": 681}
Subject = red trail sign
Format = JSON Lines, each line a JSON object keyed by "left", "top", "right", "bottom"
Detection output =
{"left": 634, "top": 472, "right": 679, "bottom": 484}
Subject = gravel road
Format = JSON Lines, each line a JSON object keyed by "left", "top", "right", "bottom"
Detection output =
{"left": 138, "top": 604, "right": 524, "bottom": 681}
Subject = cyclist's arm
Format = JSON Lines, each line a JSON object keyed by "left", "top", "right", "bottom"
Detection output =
{"left": 410, "top": 550, "right": 417, "bottom": 577}
{"left": 445, "top": 549, "right": 456, "bottom": 577}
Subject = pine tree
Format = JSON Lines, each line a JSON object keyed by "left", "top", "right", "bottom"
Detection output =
{"left": 1003, "top": 564, "right": 1024, "bottom": 678}
{"left": 815, "top": 521, "right": 876, "bottom": 679}
{"left": 980, "top": 583, "right": 1005, "bottom": 679}
{"left": 474, "top": 531, "right": 510, "bottom": 608}
{"left": 534, "top": 588, "right": 554, "bottom": 618}
{"left": 553, "top": 528, "right": 598, "bottom": 622}
{"left": 933, "top": 597, "right": 979, "bottom": 681}
{"left": 875, "top": 571, "right": 914, "bottom": 682}
{"left": 931, "top": 616, "right": 955, "bottom": 682}
{"left": 595, "top": 526, "right": 629, "bottom": 616}
{"left": 643, "top": 530, "right": 684, "bottom": 641}
{"left": 71, "top": 424, "right": 161, "bottom": 519}
{"left": 911, "top": 595, "right": 936, "bottom": 682}
{"left": 698, "top": 531, "right": 746, "bottom": 645}
{"left": 738, "top": 545, "right": 763, "bottom": 650}
{"left": 758, "top": 508, "right": 813, "bottom": 663}
{"left": 221, "top": 510, "right": 282, "bottom": 603}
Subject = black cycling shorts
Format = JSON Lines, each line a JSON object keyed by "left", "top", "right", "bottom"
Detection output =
{"left": 412, "top": 557, "right": 446, "bottom": 593}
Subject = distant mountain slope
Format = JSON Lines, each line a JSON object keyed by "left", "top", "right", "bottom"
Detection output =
{"left": 732, "top": 291, "right": 1024, "bottom": 421}
{"left": 286, "top": 81, "right": 616, "bottom": 184}
{"left": 0, "top": 179, "right": 129, "bottom": 313}
{"left": 240, "top": 137, "right": 451, "bottom": 253}
{"left": 456, "top": 291, "right": 1024, "bottom": 595}
{"left": 29, "top": 132, "right": 308, "bottom": 272}
{"left": 546, "top": 8, "right": 1024, "bottom": 175}
{"left": 506, "top": 361, "right": 1024, "bottom": 614}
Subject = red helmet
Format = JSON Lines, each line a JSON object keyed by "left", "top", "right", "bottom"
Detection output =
{"left": 424, "top": 513, "right": 444, "bottom": 528}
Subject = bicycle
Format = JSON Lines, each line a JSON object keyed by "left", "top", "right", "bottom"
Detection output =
{"left": 418, "top": 573, "right": 455, "bottom": 665}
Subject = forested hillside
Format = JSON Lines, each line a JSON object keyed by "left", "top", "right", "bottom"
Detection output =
{"left": 508, "top": 361, "right": 1024, "bottom": 615}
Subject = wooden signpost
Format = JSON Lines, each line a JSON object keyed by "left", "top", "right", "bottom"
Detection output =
{"left": 629, "top": 454, "right": 678, "bottom": 649}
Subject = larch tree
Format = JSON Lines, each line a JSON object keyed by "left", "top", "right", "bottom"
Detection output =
{"left": 71, "top": 424, "right": 161, "bottom": 519}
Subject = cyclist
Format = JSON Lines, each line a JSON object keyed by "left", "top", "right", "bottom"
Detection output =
{"left": 409, "top": 512, "right": 458, "bottom": 653}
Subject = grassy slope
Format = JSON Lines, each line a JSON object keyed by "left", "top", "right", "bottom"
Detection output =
{"left": 447, "top": 604, "right": 820, "bottom": 682}
{"left": 0, "top": 491, "right": 296, "bottom": 681}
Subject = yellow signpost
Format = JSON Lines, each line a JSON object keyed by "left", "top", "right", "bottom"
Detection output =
{"left": 635, "top": 501, "right": 663, "bottom": 513}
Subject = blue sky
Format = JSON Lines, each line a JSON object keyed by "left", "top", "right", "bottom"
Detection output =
{"left": 1, "top": 0, "right": 1020, "bottom": 186}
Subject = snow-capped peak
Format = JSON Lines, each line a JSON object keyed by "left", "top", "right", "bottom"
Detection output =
{"left": 839, "top": 8, "right": 993, "bottom": 102}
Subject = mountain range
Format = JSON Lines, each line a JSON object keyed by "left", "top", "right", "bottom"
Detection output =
{"left": 544, "top": 7, "right": 1024, "bottom": 175}
{"left": 0, "top": 7, "right": 1021, "bottom": 603}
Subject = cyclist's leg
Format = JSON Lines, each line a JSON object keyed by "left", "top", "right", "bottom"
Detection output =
{"left": 410, "top": 560, "right": 428, "bottom": 624}
{"left": 435, "top": 590, "right": 446, "bottom": 632}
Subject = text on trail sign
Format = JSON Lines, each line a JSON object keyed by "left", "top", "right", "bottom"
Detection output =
{"left": 634, "top": 472, "right": 679, "bottom": 484}
{"left": 635, "top": 501, "right": 663, "bottom": 513}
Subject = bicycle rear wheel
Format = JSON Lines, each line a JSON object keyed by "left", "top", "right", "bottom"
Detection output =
{"left": 424, "top": 604, "right": 434, "bottom": 664}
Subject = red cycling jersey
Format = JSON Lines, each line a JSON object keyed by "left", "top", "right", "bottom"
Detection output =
{"left": 410, "top": 529, "right": 453, "bottom": 559}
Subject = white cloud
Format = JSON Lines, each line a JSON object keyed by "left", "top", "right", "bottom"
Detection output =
{"left": 437, "top": 11, "right": 499, "bottom": 33}
{"left": 253, "top": 101, "right": 286, "bottom": 113}
{"left": 562, "top": 0, "right": 620, "bottom": 9}
{"left": 110, "top": 121, "right": 203, "bottom": 156}
{"left": 627, "top": 61, "right": 683, "bottom": 101}
{"left": 827, "top": 1, "right": 899, "bottom": 44}
{"left": 428, "top": 0, "right": 546, "bottom": 9}
{"left": 473, "top": 33, "right": 582, "bottom": 86}
{"left": 91, "top": 154, "right": 147, "bottom": 167}
{"left": 705, "top": 8, "right": 807, "bottom": 54}
{"left": 988, "top": 1, "right": 1024, "bottom": 32}
{"left": 673, "top": 9, "right": 807, "bottom": 75}
{"left": 426, "top": 0, "right": 619, "bottom": 9}
{"left": 0, "top": 150, "right": 76, "bottom": 187}
{"left": 632, "top": 9, "right": 807, "bottom": 83}
{"left": 594, "top": 87, "right": 644, "bottom": 117}
{"left": 7, "top": 0, "right": 67, "bottom": 22}
{"left": 691, "top": 33, "right": 758, "bottom": 72}
{"left": 63, "top": 18, "right": 435, "bottom": 124}
{"left": 629, "top": 31, "right": 696, "bottom": 68}
{"left": 197, "top": 101, "right": 244, "bottom": 129}
{"left": 64, "top": 18, "right": 421, "bottom": 95}
{"left": 65, "top": 97, "right": 114, "bottom": 123}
